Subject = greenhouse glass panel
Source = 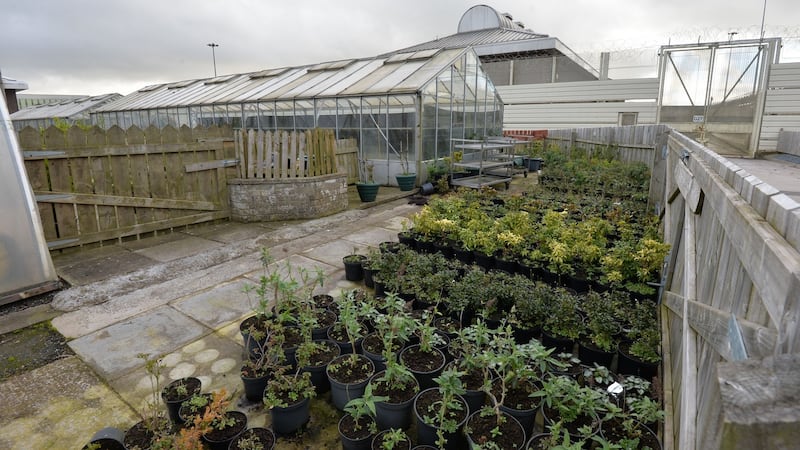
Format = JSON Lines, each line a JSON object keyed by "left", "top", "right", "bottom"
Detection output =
{"left": 365, "top": 61, "right": 427, "bottom": 94}
{"left": 121, "top": 111, "right": 133, "bottom": 129}
{"left": 275, "top": 101, "right": 294, "bottom": 130}
{"left": 463, "top": 52, "right": 479, "bottom": 136}
{"left": 156, "top": 109, "right": 169, "bottom": 127}
{"left": 420, "top": 82, "right": 438, "bottom": 160}
{"left": 451, "top": 64, "right": 466, "bottom": 141}
{"left": 227, "top": 104, "right": 243, "bottom": 128}
{"left": 177, "top": 107, "right": 190, "bottom": 128}
{"left": 257, "top": 102, "right": 276, "bottom": 130}
{"left": 361, "top": 96, "right": 388, "bottom": 160}
{"left": 337, "top": 98, "right": 360, "bottom": 141}
{"left": 243, "top": 103, "right": 259, "bottom": 129}
{"left": 316, "top": 99, "right": 338, "bottom": 129}
{"left": 188, "top": 108, "right": 199, "bottom": 128}
{"left": 319, "top": 60, "right": 385, "bottom": 97}
{"left": 387, "top": 95, "right": 416, "bottom": 169}
{"left": 436, "top": 73, "right": 453, "bottom": 157}
{"left": 294, "top": 100, "right": 314, "bottom": 129}
{"left": 200, "top": 105, "right": 215, "bottom": 127}
{"left": 213, "top": 105, "right": 229, "bottom": 125}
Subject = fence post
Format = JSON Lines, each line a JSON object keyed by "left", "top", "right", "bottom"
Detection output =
{"left": 717, "top": 354, "right": 800, "bottom": 449}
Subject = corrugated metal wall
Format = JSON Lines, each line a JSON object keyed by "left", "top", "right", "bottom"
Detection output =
{"left": 760, "top": 62, "right": 800, "bottom": 151}
{"left": 498, "top": 78, "right": 659, "bottom": 130}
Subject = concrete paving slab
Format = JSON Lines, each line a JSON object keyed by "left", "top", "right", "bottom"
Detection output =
{"left": 342, "top": 225, "right": 401, "bottom": 247}
{"left": 109, "top": 332, "right": 246, "bottom": 418}
{"left": 173, "top": 279, "right": 254, "bottom": 330}
{"left": 51, "top": 244, "right": 131, "bottom": 271}
{"left": 242, "top": 253, "right": 340, "bottom": 285}
{"left": 133, "top": 235, "right": 224, "bottom": 262}
{"left": 68, "top": 306, "right": 209, "bottom": 380}
{"left": 383, "top": 215, "right": 412, "bottom": 231}
{"left": 302, "top": 239, "right": 373, "bottom": 268}
{"left": 0, "top": 356, "right": 138, "bottom": 450}
{"left": 183, "top": 221, "right": 275, "bottom": 243}
{"left": 117, "top": 231, "right": 192, "bottom": 251}
{"left": 51, "top": 250, "right": 263, "bottom": 335}
{"left": 57, "top": 250, "right": 157, "bottom": 286}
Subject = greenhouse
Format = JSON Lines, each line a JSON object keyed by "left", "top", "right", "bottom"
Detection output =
{"left": 92, "top": 47, "right": 503, "bottom": 184}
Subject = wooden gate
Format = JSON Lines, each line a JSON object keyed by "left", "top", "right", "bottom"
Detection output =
{"left": 19, "top": 124, "right": 237, "bottom": 250}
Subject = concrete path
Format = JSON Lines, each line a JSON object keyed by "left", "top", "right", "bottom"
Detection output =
{"left": 0, "top": 193, "right": 420, "bottom": 449}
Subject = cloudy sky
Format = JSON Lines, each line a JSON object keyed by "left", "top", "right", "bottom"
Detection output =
{"left": 2, "top": 0, "right": 799, "bottom": 96}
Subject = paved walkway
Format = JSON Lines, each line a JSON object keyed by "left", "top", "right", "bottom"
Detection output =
{"left": 0, "top": 186, "right": 420, "bottom": 449}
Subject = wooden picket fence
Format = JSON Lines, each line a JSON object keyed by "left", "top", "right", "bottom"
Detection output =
{"left": 234, "top": 128, "right": 341, "bottom": 179}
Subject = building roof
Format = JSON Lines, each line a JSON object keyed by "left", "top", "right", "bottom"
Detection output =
{"left": 95, "top": 47, "right": 470, "bottom": 112}
{"left": 10, "top": 93, "right": 122, "bottom": 121}
{"left": 1, "top": 76, "right": 28, "bottom": 91}
{"left": 385, "top": 4, "right": 598, "bottom": 78}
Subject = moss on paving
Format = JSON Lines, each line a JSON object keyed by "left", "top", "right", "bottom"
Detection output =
{"left": 0, "top": 321, "right": 73, "bottom": 382}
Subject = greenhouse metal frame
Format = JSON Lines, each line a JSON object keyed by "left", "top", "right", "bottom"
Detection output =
{"left": 93, "top": 47, "right": 503, "bottom": 184}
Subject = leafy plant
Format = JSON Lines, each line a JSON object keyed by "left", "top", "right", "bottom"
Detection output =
{"left": 343, "top": 383, "right": 387, "bottom": 434}
{"left": 421, "top": 368, "right": 467, "bottom": 448}
{"left": 375, "top": 428, "right": 410, "bottom": 450}
{"left": 175, "top": 389, "right": 235, "bottom": 450}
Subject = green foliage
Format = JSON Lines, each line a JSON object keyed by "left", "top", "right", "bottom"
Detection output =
{"left": 375, "top": 428, "right": 409, "bottom": 450}
{"left": 421, "top": 368, "right": 467, "bottom": 448}
{"left": 343, "top": 383, "right": 387, "bottom": 432}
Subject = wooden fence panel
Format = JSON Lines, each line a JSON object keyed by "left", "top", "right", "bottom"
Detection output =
{"left": 20, "top": 125, "right": 234, "bottom": 250}
{"left": 233, "top": 128, "right": 340, "bottom": 180}
{"left": 336, "top": 138, "right": 359, "bottom": 184}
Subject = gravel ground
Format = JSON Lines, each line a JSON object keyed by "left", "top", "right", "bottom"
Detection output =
{"left": 0, "top": 290, "right": 73, "bottom": 382}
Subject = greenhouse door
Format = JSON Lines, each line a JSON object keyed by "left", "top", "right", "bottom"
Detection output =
{"left": 657, "top": 38, "right": 780, "bottom": 157}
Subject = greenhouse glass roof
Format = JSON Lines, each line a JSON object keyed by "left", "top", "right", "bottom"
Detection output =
{"left": 95, "top": 48, "right": 468, "bottom": 112}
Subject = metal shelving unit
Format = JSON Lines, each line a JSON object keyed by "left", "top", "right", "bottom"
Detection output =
{"left": 450, "top": 137, "right": 526, "bottom": 189}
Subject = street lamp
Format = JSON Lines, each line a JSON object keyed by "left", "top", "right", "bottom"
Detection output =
{"left": 207, "top": 43, "right": 219, "bottom": 77}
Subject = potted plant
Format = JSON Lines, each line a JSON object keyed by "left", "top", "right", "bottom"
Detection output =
{"left": 479, "top": 326, "right": 555, "bottom": 440}
{"left": 372, "top": 427, "right": 412, "bottom": 450}
{"left": 399, "top": 311, "right": 447, "bottom": 391}
{"left": 175, "top": 389, "right": 247, "bottom": 450}
{"left": 413, "top": 368, "right": 469, "bottom": 450}
{"left": 327, "top": 290, "right": 376, "bottom": 411}
{"left": 228, "top": 427, "right": 276, "bottom": 450}
{"left": 577, "top": 290, "right": 620, "bottom": 368}
{"left": 357, "top": 160, "right": 380, "bottom": 202}
{"left": 370, "top": 338, "right": 420, "bottom": 430}
{"left": 339, "top": 383, "right": 388, "bottom": 450}
{"left": 344, "top": 248, "right": 367, "bottom": 281}
{"left": 394, "top": 140, "right": 416, "bottom": 192}
{"left": 161, "top": 374, "right": 203, "bottom": 427}
{"left": 541, "top": 288, "right": 584, "bottom": 353}
{"left": 534, "top": 375, "right": 608, "bottom": 441}
{"left": 124, "top": 354, "right": 174, "bottom": 450}
{"left": 362, "top": 294, "right": 416, "bottom": 372}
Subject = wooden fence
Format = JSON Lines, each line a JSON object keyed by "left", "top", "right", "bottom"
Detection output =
{"left": 660, "top": 131, "right": 800, "bottom": 450}
{"left": 19, "top": 124, "right": 236, "bottom": 250}
{"left": 234, "top": 128, "right": 341, "bottom": 180}
{"left": 336, "top": 138, "right": 359, "bottom": 184}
